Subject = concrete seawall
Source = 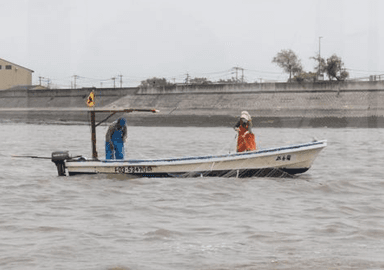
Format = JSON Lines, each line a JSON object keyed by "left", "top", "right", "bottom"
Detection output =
{"left": 1, "top": 82, "right": 384, "bottom": 127}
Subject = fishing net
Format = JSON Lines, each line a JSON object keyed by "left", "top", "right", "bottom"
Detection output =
{"left": 168, "top": 155, "right": 296, "bottom": 179}
{"left": 170, "top": 168, "right": 294, "bottom": 179}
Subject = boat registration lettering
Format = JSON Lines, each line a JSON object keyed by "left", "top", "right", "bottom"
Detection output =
{"left": 275, "top": 154, "right": 292, "bottom": 161}
{"left": 115, "top": 166, "right": 153, "bottom": 174}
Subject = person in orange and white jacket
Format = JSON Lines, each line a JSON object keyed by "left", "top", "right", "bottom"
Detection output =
{"left": 234, "top": 111, "right": 257, "bottom": 152}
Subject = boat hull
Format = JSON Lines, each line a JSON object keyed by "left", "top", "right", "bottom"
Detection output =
{"left": 64, "top": 140, "right": 326, "bottom": 178}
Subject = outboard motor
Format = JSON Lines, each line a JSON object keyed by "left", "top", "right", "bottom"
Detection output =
{"left": 51, "top": 151, "right": 70, "bottom": 176}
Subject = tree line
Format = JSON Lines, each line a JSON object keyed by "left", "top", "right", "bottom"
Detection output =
{"left": 272, "top": 49, "right": 349, "bottom": 82}
{"left": 139, "top": 77, "right": 240, "bottom": 88}
{"left": 139, "top": 49, "right": 349, "bottom": 87}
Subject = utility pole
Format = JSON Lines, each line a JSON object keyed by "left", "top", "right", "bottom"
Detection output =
{"left": 318, "top": 36, "right": 323, "bottom": 80}
{"left": 73, "top": 75, "right": 78, "bottom": 89}
{"left": 112, "top": 77, "right": 116, "bottom": 88}
{"left": 233, "top": 67, "right": 244, "bottom": 83}
{"left": 185, "top": 73, "right": 190, "bottom": 84}
{"left": 39, "top": 76, "right": 43, "bottom": 86}
{"left": 118, "top": 75, "right": 123, "bottom": 88}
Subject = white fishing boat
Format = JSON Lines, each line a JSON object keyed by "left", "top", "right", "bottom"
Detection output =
{"left": 49, "top": 108, "right": 327, "bottom": 178}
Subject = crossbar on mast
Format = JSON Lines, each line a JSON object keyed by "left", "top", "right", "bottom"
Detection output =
{"left": 89, "top": 108, "right": 159, "bottom": 160}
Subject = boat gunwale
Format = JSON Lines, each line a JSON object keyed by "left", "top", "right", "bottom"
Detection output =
{"left": 66, "top": 140, "right": 327, "bottom": 166}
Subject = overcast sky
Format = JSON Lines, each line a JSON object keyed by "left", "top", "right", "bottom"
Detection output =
{"left": 1, "top": 0, "right": 383, "bottom": 88}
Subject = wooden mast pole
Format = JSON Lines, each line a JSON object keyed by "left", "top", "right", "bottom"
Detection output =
{"left": 90, "top": 110, "right": 98, "bottom": 160}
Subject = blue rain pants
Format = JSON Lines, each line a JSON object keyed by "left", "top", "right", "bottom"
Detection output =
{"left": 105, "top": 129, "right": 125, "bottom": 160}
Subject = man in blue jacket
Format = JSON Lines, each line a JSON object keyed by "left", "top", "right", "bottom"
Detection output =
{"left": 105, "top": 117, "right": 127, "bottom": 159}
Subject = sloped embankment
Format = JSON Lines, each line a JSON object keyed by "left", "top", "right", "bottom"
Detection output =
{"left": 1, "top": 82, "right": 384, "bottom": 127}
{"left": 106, "top": 82, "right": 384, "bottom": 127}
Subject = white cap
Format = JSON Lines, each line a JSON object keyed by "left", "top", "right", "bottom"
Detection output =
{"left": 240, "top": 111, "right": 251, "bottom": 121}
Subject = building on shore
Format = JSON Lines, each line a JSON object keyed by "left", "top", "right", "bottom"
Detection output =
{"left": 0, "top": 58, "right": 34, "bottom": 90}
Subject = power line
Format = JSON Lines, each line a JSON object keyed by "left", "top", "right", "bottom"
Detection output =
{"left": 244, "top": 68, "right": 282, "bottom": 74}
{"left": 36, "top": 67, "right": 291, "bottom": 89}
{"left": 346, "top": 68, "right": 384, "bottom": 74}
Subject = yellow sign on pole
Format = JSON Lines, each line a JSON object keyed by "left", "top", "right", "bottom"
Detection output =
{"left": 86, "top": 91, "right": 95, "bottom": 107}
